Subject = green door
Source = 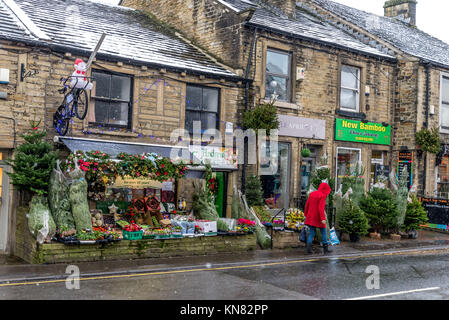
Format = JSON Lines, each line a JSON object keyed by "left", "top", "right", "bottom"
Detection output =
{"left": 214, "top": 172, "right": 225, "bottom": 217}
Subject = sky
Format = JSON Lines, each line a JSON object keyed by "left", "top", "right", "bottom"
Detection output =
{"left": 91, "top": 0, "right": 449, "bottom": 45}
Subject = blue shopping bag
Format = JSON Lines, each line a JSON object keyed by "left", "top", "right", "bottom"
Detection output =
{"left": 329, "top": 227, "right": 340, "bottom": 246}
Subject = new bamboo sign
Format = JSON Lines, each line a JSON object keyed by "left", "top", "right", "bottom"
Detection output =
{"left": 335, "top": 118, "right": 391, "bottom": 145}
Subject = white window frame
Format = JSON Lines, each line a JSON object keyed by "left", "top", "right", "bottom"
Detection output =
{"left": 440, "top": 72, "right": 449, "bottom": 134}
{"left": 335, "top": 147, "right": 362, "bottom": 191}
{"left": 340, "top": 65, "right": 361, "bottom": 112}
{"left": 265, "top": 48, "right": 292, "bottom": 102}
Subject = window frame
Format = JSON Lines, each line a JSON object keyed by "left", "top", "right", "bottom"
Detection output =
{"left": 440, "top": 73, "right": 449, "bottom": 132}
{"left": 185, "top": 84, "right": 221, "bottom": 134}
{"left": 340, "top": 65, "right": 361, "bottom": 112}
{"left": 335, "top": 147, "right": 362, "bottom": 191}
{"left": 90, "top": 69, "right": 134, "bottom": 130}
{"left": 265, "top": 48, "right": 292, "bottom": 102}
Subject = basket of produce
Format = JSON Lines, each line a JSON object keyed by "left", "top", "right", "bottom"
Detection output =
{"left": 122, "top": 223, "right": 143, "bottom": 240}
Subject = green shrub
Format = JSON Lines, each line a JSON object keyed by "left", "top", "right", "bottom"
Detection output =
{"left": 245, "top": 175, "right": 264, "bottom": 207}
{"left": 359, "top": 187, "right": 399, "bottom": 233}
{"left": 415, "top": 127, "right": 441, "bottom": 154}
{"left": 337, "top": 199, "right": 369, "bottom": 236}
{"left": 242, "top": 101, "right": 279, "bottom": 133}
{"left": 403, "top": 196, "right": 428, "bottom": 232}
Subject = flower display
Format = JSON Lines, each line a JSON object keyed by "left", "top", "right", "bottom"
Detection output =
{"left": 237, "top": 218, "right": 256, "bottom": 233}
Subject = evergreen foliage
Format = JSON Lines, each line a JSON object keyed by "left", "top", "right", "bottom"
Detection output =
{"left": 337, "top": 199, "right": 369, "bottom": 236}
{"left": 245, "top": 175, "right": 264, "bottom": 207}
{"left": 242, "top": 101, "right": 279, "bottom": 133}
{"left": 5, "top": 122, "right": 58, "bottom": 196}
{"left": 403, "top": 196, "right": 429, "bottom": 232}
{"left": 359, "top": 187, "right": 399, "bottom": 233}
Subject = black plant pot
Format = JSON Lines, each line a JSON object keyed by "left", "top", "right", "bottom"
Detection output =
{"left": 408, "top": 230, "right": 418, "bottom": 239}
{"left": 349, "top": 234, "right": 361, "bottom": 243}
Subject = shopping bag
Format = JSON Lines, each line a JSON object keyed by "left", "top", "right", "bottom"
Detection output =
{"left": 329, "top": 227, "right": 340, "bottom": 246}
{"left": 299, "top": 225, "right": 309, "bottom": 243}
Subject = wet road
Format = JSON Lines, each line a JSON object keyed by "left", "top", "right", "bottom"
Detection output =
{"left": 1, "top": 249, "right": 449, "bottom": 300}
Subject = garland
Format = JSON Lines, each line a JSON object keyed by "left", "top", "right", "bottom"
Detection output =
{"left": 62, "top": 150, "right": 197, "bottom": 187}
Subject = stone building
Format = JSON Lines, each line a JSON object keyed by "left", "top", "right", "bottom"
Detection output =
{"left": 121, "top": 0, "right": 397, "bottom": 209}
{"left": 301, "top": 0, "right": 449, "bottom": 198}
{"left": 0, "top": 0, "right": 246, "bottom": 254}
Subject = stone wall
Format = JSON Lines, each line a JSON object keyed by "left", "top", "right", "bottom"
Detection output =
{"left": 14, "top": 206, "right": 257, "bottom": 264}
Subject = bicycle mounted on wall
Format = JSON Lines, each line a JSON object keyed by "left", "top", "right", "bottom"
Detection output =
{"left": 52, "top": 32, "right": 107, "bottom": 136}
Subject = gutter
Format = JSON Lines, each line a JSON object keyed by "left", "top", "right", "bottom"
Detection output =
{"left": 0, "top": 35, "right": 250, "bottom": 84}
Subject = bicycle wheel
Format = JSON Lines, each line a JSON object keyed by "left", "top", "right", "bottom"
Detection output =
{"left": 74, "top": 89, "right": 89, "bottom": 120}
{"left": 53, "top": 105, "right": 69, "bottom": 136}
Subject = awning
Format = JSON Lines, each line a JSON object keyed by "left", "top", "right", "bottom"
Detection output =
{"left": 55, "top": 136, "right": 200, "bottom": 162}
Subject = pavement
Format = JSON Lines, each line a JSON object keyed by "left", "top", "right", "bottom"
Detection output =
{"left": 0, "top": 229, "right": 448, "bottom": 283}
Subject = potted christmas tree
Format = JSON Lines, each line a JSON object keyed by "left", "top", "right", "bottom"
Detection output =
{"left": 403, "top": 196, "right": 428, "bottom": 239}
{"left": 337, "top": 199, "right": 369, "bottom": 242}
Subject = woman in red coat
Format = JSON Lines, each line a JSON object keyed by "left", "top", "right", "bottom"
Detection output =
{"left": 304, "top": 182, "right": 332, "bottom": 254}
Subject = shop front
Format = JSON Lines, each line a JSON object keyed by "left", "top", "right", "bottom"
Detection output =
{"left": 260, "top": 114, "right": 326, "bottom": 209}
{"left": 335, "top": 118, "right": 392, "bottom": 191}
{"left": 12, "top": 136, "right": 257, "bottom": 264}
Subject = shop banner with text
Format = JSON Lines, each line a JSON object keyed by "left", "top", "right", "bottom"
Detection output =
{"left": 335, "top": 118, "right": 391, "bottom": 145}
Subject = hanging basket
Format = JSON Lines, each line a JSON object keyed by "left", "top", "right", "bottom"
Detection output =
{"left": 301, "top": 148, "right": 311, "bottom": 158}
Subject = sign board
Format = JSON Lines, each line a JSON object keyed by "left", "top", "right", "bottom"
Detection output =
{"left": 398, "top": 151, "right": 413, "bottom": 189}
{"left": 189, "top": 145, "right": 237, "bottom": 170}
{"left": 278, "top": 115, "right": 326, "bottom": 139}
{"left": 0, "top": 69, "right": 9, "bottom": 84}
{"left": 335, "top": 118, "right": 391, "bottom": 145}
{"left": 112, "top": 176, "right": 163, "bottom": 189}
{"left": 420, "top": 197, "right": 449, "bottom": 229}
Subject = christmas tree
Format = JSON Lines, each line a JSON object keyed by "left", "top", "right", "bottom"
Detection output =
{"left": 403, "top": 196, "right": 428, "bottom": 232}
{"left": 6, "top": 120, "right": 59, "bottom": 196}
{"left": 337, "top": 198, "right": 369, "bottom": 237}
{"left": 245, "top": 175, "right": 264, "bottom": 207}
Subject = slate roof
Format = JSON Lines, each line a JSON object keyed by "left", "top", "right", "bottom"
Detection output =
{"left": 0, "top": 0, "right": 239, "bottom": 78}
{"left": 0, "top": 0, "right": 33, "bottom": 42}
{"left": 311, "top": 0, "right": 449, "bottom": 69}
{"left": 218, "top": 0, "right": 395, "bottom": 60}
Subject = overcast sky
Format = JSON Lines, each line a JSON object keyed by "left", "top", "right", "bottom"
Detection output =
{"left": 92, "top": 0, "right": 449, "bottom": 44}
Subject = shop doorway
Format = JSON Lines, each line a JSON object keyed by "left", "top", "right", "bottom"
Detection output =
{"left": 0, "top": 162, "right": 9, "bottom": 252}
{"left": 214, "top": 172, "right": 227, "bottom": 217}
{"left": 260, "top": 142, "right": 291, "bottom": 209}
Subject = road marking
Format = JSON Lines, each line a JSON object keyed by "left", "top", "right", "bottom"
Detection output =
{"left": 1, "top": 247, "right": 448, "bottom": 288}
{"left": 346, "top": 287, "right": 441, "bottom": 300}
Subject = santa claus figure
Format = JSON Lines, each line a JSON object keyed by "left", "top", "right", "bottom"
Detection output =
{"left": 70, "top": 58, "right": 93, "bottom": 90}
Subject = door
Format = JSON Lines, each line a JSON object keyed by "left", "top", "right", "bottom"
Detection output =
{"left": 0, "top": 163, "right": 9, "bottom": 252}
{"left": 214, "top": 172, "right": 226, "bottom": 217}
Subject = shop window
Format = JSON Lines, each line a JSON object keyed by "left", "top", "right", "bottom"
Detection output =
{"left": 265, "top": 49, "right": 291, "bottom": 102}
{"left": 440, "top": 75, "right": 449, "bottom": 130}
{"left": 340, "top": 65, "right": 360, "bottom": 112}
{"left": 437, "top": 154, "right": 449, "bottom": 198}
{"left": 185, "top": 85, "right": 220, "bottom": 134}
{"left": 336, "top": 147, "right": 361, "bottom": 190}
{"left": 370, "top": 151, "right": 384, "bottom": 185}
{"left": 260, "top": 142, "right": 291, "bottom": 209}
{"left": 90, "top": 70, "right": 133, "bottom": 129}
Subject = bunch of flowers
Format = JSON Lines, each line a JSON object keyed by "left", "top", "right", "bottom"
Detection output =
{"left": 123, "top": 222, "right": 142, "bottom": 232}
{"left": 286, "top": 208, "right": 305, "bottom": 225}
{"left": 272, "top": 219, "right": 285, "bottom": 227}
{"left": 237, "top": 218, "right": 256, "bottom": 233}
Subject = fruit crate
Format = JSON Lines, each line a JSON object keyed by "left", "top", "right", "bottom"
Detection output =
{"left": 154, "top": 234, "right": 170, "bottom": 239}
{"left": 123, "top": 230, "right": 143, "bottom": 240}
{"left": 170, "top": 233, "right": 183, "bottom": 239}
{"left": 142, "top": 234, "right": 155, "bottom": 240}
{"left": 204, "top": 232, "right": 218, "bottom": 237}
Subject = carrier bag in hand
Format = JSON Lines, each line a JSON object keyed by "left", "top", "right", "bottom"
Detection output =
{"left": 329, "top": 227, "right": 340, "bottom": 246}
{"left": 299, "top": 225, "right": 309, "bottom": 243}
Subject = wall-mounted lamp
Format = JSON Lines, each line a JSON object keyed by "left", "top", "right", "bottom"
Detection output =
{"left": 382, "top": 122, "right": 389, "bottom": 127}
{"left": 362, "top": 119, "right": 369, "bottom": 124}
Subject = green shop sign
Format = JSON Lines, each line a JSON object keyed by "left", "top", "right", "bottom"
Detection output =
{"left": 335, "top": 118, "right": 391, "bottom": 145}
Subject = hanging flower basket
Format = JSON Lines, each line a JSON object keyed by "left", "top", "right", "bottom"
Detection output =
{"left": 301, "top": 148, "right": 311, "bottom": 158}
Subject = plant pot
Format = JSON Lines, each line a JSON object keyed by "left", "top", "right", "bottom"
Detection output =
{"left": 349, "top": 234, "right": 360, "bottom": 243}
{"left": 408, "top": 229, "right": 418, "bottom": 239}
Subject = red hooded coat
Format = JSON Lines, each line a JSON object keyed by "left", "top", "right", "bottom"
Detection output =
{"left": 304, "top": 182, "right": 332, "bottom": 228}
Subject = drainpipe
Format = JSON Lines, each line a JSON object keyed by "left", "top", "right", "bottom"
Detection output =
{"left": 241, "top": 28, "right": 258, "bottom": 194}
{"left": 423, "top": 61, "right": 431, "bottom": 195}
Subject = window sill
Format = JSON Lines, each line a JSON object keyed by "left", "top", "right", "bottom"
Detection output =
{"left": 86, "top": 128, "right": 139, "bottom": 138}
{"left": 335, "top": 109, "right": 366, "bottom": 119}
{"left": 261, "top": 99, "right": 300, "bottom": 110}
